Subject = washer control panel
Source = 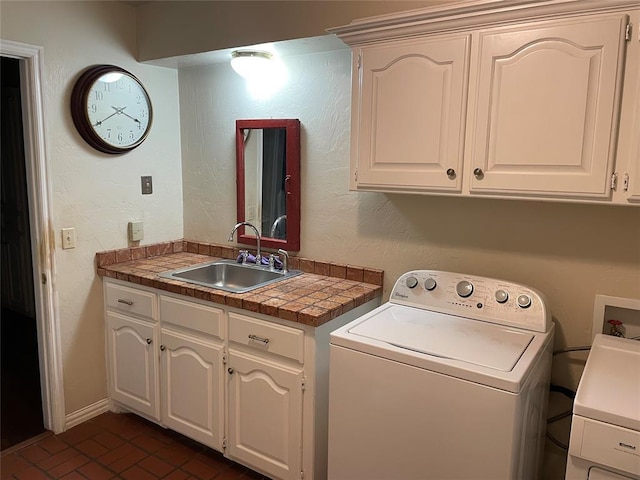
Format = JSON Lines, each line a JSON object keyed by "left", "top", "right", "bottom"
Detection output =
{"left": 391, "top": 270, "right": 551, "bottom": 333}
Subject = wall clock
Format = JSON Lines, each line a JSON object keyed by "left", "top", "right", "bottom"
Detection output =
{"left": 71, "top": 65, "right": 152, "bottom": 154}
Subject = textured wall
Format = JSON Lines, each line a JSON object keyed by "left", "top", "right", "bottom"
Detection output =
{"left": 1, "top": 1, "right": 183, "bottom": 415}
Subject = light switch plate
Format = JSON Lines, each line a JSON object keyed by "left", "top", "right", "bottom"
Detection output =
{"left": 128, "top": 221, "right": 144, "bottom": 242}
{"left": 141, "top": 176, "right": 153, "bottom": 195}
{"left": 61, "top": 227, "right": 75, "bottom": 249}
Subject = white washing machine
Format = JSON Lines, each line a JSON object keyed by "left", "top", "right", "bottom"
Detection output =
{"left": 565, "top": 334, "right": 640, "bottom": 480}
{"left": 328, "top": 270, "right": 554, "bottom": 480}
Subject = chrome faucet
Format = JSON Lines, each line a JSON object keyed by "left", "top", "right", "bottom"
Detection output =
{"left": 228, "top": 222, "right": 261, "bottom": 265}
{"left": 277, "top": 249, "right": 289, "bottom": 274}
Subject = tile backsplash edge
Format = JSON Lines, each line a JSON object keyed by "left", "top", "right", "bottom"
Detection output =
{"left": 95, "top": 239, "right": 384, "bottom": 286}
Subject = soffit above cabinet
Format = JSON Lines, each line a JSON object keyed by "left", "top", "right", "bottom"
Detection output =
{"left": 135, "top": 1, "right": 447, "bottom": 64}
{"left": 144, "top": 34, "right": 348, "bottom": 69}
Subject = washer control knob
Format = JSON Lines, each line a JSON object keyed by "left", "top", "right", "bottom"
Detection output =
{"left": 517, "top": 294, "right": 532, "bottom": 309}
{"left": 456, "top": 280, "right": 474, "bottom": 298}
{"left": 424, "top": 278, "right": 437, "bottom": 291}
{"left": 406, "top": 276, "right": 418, "bottom": 289}
{"left": 495, "top": 290, "right": 509, "bottom": 304}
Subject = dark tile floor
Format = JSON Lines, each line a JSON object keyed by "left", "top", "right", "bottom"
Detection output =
{"left": 0, "top": 412, "right": 268, "bottom": 480}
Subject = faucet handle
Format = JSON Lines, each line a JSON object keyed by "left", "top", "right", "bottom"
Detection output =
{"left": 277, "top": 249, "right": 289, "bottom": 274}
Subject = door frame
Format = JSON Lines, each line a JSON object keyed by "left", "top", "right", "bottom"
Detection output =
{"left": 1, "top": 39, "right": 65, "bottom": 433}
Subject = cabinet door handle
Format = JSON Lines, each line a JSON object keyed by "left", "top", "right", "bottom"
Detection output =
{"left": 160, "top": 345, "right": 166, "bottom": 351}
{"left": 228, "top": 367, "right": 234, "bottom": 374}
{"left": 248, "top": 334, "right": 269, "bottom": 344}
{"left": 446, "top": 168, "right": 456, "bottom": 180}
{"left": 146, "top": 338, "right": 152, "bottom": 345}
{"left": 473, "top": 168, "right": 484, "bottom": 180}
{"left": 117, "top": 299, "right": 134, "bottom": 306}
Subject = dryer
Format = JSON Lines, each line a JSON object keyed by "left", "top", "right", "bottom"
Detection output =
{"left": 328, "top": 270, "right": 554, "bottom": 480}
{"left": 565, "top": 334, "right": 640, "bottom": 480}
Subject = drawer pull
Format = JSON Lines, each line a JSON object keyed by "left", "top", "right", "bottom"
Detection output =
{"left": 473, "top": 168, "right": 484, "bottom": 180}
{"left": 117, "top": 299, "right": 134, "bottom": 306}
{"left": 160, "top": 345, "right": 166, "bottom": 351}
{"left": 146, "top": 338, "right": 152, "bottom": 345}
{"left": 248, "top": 334, "right": 269, "bottom": 344}
{"left": 446, "top": 168, "right": 456, "bottom": 180}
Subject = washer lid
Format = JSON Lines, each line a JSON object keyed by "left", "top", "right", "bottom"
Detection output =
{"left": 348, "top": 304, "right": 534, "bottom": 372}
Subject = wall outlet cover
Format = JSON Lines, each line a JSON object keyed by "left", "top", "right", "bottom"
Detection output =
{"left": 128, "top": 221, "right": 144, "bottom": 242}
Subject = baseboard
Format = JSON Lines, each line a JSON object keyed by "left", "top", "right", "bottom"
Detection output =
{"left": 65, "top": 398, "right": 110, "bottom": 430}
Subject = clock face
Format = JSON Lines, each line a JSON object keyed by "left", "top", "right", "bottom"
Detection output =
{"left": 71, "top": 65, "right": 153, "bottom": 154}
{"left": 86, "top": 72, "right": 151, "bottom": 149}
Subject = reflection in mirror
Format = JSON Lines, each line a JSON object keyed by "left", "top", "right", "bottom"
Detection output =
{"left": 236, "top": 119, "right": 300, "bottom": 251}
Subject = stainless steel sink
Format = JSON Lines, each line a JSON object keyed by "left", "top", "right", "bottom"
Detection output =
{"left": 160, "top": 259, "right": 302, "bottom": 294}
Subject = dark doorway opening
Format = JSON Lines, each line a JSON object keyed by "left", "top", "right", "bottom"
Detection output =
{"left": 1, "top": 56, "right": 46, "bottom": 450}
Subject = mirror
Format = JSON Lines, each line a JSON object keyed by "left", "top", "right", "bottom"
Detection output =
{"left": 236, "top": 119, "right": 301, "bottom": 251}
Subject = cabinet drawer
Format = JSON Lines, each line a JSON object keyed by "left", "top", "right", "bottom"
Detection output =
{"left": 105, "top": 282, "right": 156, "bottom": 321}
{"left": 228, "top": 312, "right": 304, "bottom": 364}
{"left": 160, "top": 295, "right": 224, "bottom": 339}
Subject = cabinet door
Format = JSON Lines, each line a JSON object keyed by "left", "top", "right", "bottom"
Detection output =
{"left": 160, "top": 329, "right": 224, "bottom": 451}
{"left": 106, "top": 312, "right": 159, "bottom": 420}
{"left": 227, "top": 349, "right": 304, "bottom": 480}
{"left": 354, "top": 34, "right": 470, "bottom": 192}
{"left": 622, "top": 83, "right": 640, "bottom": 204}
{"left": 469, "top": 14, "right": 628, "bottom": 199}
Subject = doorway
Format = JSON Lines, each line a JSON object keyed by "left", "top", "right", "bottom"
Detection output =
{"left": 1, "top": 56, "right": 46, "bottom": 450}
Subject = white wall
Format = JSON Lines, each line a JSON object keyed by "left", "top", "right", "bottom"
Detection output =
{"left": 1, "top": 1, "right": 183, "bottom": 415}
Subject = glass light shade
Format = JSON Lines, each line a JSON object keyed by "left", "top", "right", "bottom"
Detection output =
{"left": 230, "top": 50, "right": 273, "bottom": 79}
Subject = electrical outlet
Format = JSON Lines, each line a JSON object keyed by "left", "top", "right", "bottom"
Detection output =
{"left": 592, "top": 295, "right": 640, "bottom": 341}
{"left": 61, "top": 228, "right": 75, "bottom": 249}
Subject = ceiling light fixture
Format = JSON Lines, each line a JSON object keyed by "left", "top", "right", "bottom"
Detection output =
{"left": 230, "top": 50, "right": 273, "bottom": 79}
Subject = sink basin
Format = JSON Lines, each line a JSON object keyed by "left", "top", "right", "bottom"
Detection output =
{"left": 160, "top": 260, "right": 302, "bottom": 294}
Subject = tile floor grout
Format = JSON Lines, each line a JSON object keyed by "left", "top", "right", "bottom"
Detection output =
{"left": 0, "top": 412, "right": 268, "bottom": 480}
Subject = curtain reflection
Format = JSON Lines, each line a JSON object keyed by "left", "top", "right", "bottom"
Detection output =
{"left": 261, "top": 128, "right": 287, "bottom": 239}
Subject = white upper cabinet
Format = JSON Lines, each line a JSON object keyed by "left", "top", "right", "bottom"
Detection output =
{"left": 354, "top": 34, "right": 470, "bottom": 192}
{"left": 332, "top": 1, "right": 640, "bottom": 205}
{"left": 468, "top": 15, "right": 628, "bottom": 199}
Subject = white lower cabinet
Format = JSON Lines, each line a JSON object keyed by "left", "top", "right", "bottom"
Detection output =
{"left": 106, "top": 311, "right": 160, "bottom": 421}
{"left": 227, "top": 349, "right": 304, "bottom": 480}
{"left": 159, "top": 294, "right": 225, "bottom": 450}
{"left": 104, "top": 278, "right": 378, "bottom": 479}
{"left": 160, "top": 329, "right": 224, "bottom": 450}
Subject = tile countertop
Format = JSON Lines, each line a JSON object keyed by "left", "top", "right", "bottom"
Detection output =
{"left": 96, "top": 240, "right": 384, "bottom": 328}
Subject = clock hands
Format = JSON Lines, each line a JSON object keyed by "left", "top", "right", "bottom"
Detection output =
{"left": 112, "top": 106, "right": 142, "bottom": 125}
{"left": 93, "top": 106, "right": 142, "bottom": 128}
{"left": 93, "top": 109, "right": 119, "bottom": 127}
